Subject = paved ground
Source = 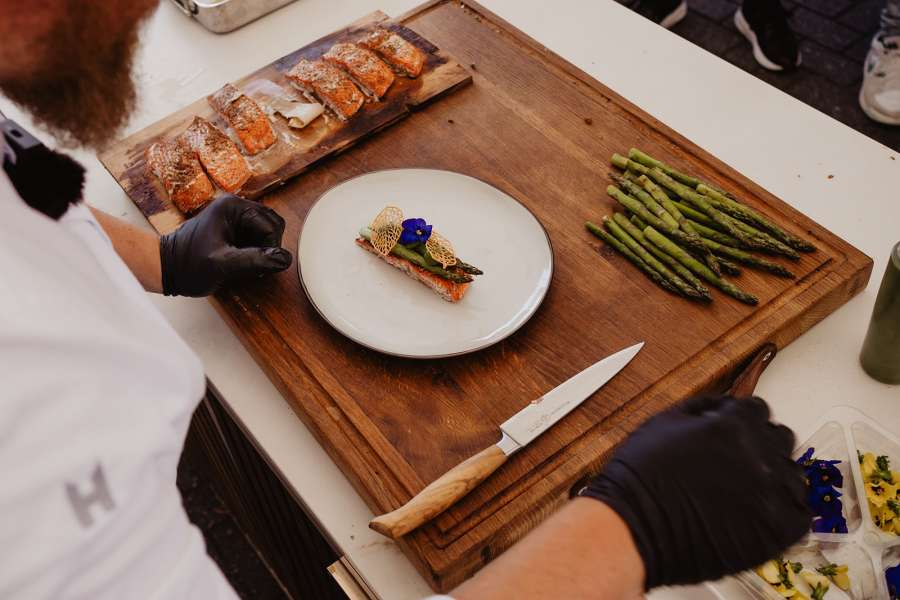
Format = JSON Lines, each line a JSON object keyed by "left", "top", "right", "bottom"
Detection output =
{"left": 618, "top": 0, "right": 900, "bottom": 150}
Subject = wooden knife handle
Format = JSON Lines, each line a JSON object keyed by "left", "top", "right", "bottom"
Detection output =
{"left": 729, "top": 343, "right": 777, "bottom": 397}
{"left": 369, "top": 444, "right": 508, "bottom": 539}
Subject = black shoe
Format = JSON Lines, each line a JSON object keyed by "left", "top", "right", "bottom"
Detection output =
{"left": 735, "top": 0, "right": 801, "bottom": 71}
{"left": 632, "top": 0, "right": 688, "bottom": 29}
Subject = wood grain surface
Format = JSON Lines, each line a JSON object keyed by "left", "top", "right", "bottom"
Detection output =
{"left": 104, "top": 1, "right": 872, "bottom": 592}
{"left": 99, "top": 11, "right": 471, "bottom": 234}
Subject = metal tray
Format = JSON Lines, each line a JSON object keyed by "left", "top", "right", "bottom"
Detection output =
{"left": 168, "top": 0, "right": 297, "bottom": 33}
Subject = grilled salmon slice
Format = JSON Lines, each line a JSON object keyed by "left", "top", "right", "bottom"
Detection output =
{"left": 355, "top": 238, "right": 471, "bottom": 303}
{"left": 359, "top": 29, "right": 425, "bottom": 78}
{"left": 286, "top": 59, "right": 365, "bottom": 121}
{"left": 208, "top": 83, "right": 276, "bottom": 155}
{"left": 147, "top": 138, "right": 215, "bottom": 214}
{"left": 183, "top": 116, "right": 251, "bottom": 193}
{"left": 323, "top": 43, "right": 395, "bottom": 100}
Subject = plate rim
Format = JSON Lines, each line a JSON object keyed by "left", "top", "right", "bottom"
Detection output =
{"left": 297, "top": 167, "right": 555, "bottom": 359}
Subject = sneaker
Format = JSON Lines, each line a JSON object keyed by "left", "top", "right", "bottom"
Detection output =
{"left": 860, "top": 36, "right": 900, "bottom": 125}
{"left": 734, "top": 1, "right": 801, "bottom": 71}
{"left": 631, "top": 0, "right": 688, "bottom": 29}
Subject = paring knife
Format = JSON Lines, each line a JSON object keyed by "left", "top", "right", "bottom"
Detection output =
{"left": 369, "top": 341, "right": 645, "bottom": 539}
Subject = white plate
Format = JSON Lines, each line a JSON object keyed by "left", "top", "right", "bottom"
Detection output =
{"left": 298, "top": 169, "right": 553, "bottom": 358}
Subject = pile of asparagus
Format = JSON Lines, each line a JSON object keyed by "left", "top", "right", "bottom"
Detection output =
{"left": 586, "top": 148, "right": 816, "bottom": 306}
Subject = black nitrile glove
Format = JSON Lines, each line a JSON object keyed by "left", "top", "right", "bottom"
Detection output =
{"left": 160, "top": 195, "right": 292, "bottom": 297}
{"left": 580, "top": 395, "right": 810, "bottom": 590}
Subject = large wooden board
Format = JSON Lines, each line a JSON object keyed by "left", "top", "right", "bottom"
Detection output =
{"left": 100, "top": 11, "right": 471, "bottom": 234}
{"left": 104, "top": 2, "right": 872, "bottom": 592}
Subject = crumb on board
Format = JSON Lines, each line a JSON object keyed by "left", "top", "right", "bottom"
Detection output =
{"left": 470, "top": 63, "right": 477, "bottom": 70}
{"left": 584, "top": 117, "right": 593, "bottom": 125}
{"left": 447, "top": 118, "right": 455, "bottom": 124}
{"left": 827, "top": 174, "right": 834, "bottom": 179}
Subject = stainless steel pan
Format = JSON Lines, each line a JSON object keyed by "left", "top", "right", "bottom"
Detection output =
{"left": 168, "top": 0, "right": 297, "bottom": 33}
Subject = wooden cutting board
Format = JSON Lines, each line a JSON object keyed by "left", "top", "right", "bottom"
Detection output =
{"left": 102, "top": 0, "right": 872, "bottom": 592}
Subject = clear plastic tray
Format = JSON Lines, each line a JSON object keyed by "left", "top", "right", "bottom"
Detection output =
{"left": 710, "top": 406, "right": 900, "bottom": 600}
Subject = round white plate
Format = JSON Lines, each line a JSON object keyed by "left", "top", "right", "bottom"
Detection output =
{"left": 298, "top": 169, "right": 553, "bottom": 358}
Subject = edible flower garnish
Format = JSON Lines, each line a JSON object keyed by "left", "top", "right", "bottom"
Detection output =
{"left": 797, "top": 447, "right": 848, "bottom": 534}
{"left": 887, "top": 563, "right": 899, "bottom": 600}
{"left": 400, "top": 218, "right": 432, "bottom": 245}
{"left": 859, "top": 451, "right": 900, "bottom": 535}
{"left": 816, "top": 563, "right": 850, "bottom": 591}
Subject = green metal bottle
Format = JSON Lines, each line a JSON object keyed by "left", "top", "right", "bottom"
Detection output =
{"left": 859, "top": 241, "right": 900, "bottom": 384}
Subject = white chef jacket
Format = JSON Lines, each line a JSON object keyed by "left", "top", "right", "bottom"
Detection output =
{"left": 0, "top": 146, "right": 237, "bottom": 599}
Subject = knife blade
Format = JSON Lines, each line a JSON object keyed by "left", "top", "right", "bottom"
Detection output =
{"left": 368, "top": 341, "right": 644, "bottom": 539}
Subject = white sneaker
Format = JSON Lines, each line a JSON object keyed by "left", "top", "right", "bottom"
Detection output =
{"left": 860, "top": 36, "right": 900, "bottom": 125}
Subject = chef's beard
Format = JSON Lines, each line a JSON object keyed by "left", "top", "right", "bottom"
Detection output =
{"left": 0, "top": 4, "right": 150, "bottom": 150}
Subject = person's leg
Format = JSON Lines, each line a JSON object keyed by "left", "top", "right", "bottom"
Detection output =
{"left": 735, "top": 0, "right": 800, "bottom": 71}
{"left": 859, "top": 0, "right": 900, "bottom": 125}
{"left": 630, "top": 0, "right": 688, "bottom": 29}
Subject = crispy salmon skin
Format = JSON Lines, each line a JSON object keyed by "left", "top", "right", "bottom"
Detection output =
{"left": 208, "top": 83, "right": 276, "bottom": 155}
{"left": 286, "top": 59, "right": 365, "bottom": 120}
{"left": 147, "top": 138, "right": 215, "bottom": 214}
{"left": 359, "top": 29, "right": 425, "bottom": 78}
{"left": 356, "top": 238, "right": 470, "bottom": 303}
{"left": 323, "top": 43, "right": 395, "bottom": 100}
{"left": 183, "top": 117, "right": 251, "bottom": 193}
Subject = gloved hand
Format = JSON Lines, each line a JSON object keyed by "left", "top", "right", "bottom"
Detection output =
{"left": 580, "top": 395, "right": 810, "bottom": 590}
{"left": 160, "top": 195, "right": 292, "bottom": 297}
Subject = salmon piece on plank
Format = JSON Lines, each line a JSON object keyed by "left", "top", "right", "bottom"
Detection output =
{"left": 182, "top": 116, "right": 251, "bottom": 193}
{"left": 358, "top": 29, "right": 425, "bottom": 78}
{"left": 208, "top": 83, "right": 276, "bottom": 155}
{"left": 323, "top": 43, "right": 395, "bottom": 100}
{"left": 147, "top": 138, "right": 215, "bottom": 214}
{"left": 286, "top": 59, "right": 365, "bottom": 121}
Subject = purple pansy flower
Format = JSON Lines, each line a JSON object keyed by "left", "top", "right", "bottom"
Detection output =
{"left": 886, "top": 564, "right": 900, "bottom": 600}
{"left": 812, "top": 513, "right": 848, "bottom": 533}
{"left": 797, "top": 447, "right": 816, "bottom": 467}
{"left": 808, "top": 485, "right": 843, "bottom": 516}
{"left": 399, "top": 218, "right": 433, "bottom": 245}
{"left": 807, "top": 460, "right": 843, "bottom": 488}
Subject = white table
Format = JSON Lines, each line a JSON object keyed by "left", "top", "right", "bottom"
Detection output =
{"left": 3, "top": 1, "right": 898, "bottom": 598}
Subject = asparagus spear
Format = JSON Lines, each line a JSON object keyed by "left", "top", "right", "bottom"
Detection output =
{"left": 359, "top": 227, "right": 474, "bottom": 284}
{"left": 612, "top": 153, "right": 651, "bottom": 175}
{"left": 635, "top": 174, "right": 722, "bottom": 275}
{"left": 643, "top": 226, "right": 759, "bottom": 305}
{"left": 627, "top": 147, "right": 734, "bottom": 195}
{"left": 615, "top": 214, "right": 711, "bottom": 300}
{"left": 647, "top": 168, "right": 757, "bottom": 247}
{"left": 612, "top": 174, "right": 679, "bottom": 229}
{"left": 685, "top": 219, "right": 746, "bottom": 247}
{"left": 454, "top": 259, "right": 484, "bottom": 276}
{"left": 630, "top": 212, "right": 740, "bottom": 276}
{"left": 700, "top": 237, "right": 796, "bottom": 278}
{"left": 606, "top": 186, "right": 709, "bottom": 256}
{"left": 603, "top": 217, "right": 704, "bottom": 300}
{"left": 585, "top": 221, "right": 680, "bottom": 294}
{"left": 672, "top": 199, "right": 800, "bottom": 258}
{"left": 628, "top": 148, "right": 702, "bottom": 188}
{"left": 696, "top": 184, "right": 816, "bottom": 252}
{"left": 399, "top": 240, "right": 485, "bottom": 276}
{"left": 717, "top": 258, "right": 742, "bottom": 276}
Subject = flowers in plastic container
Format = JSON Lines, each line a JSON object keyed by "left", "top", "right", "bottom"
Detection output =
{"left": 797, "top": 447, "right": 848, "bottom": 534}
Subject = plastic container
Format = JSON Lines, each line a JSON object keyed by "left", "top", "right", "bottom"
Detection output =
{"left": 710, "top": 406, "right": 900, "bottom": 600}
